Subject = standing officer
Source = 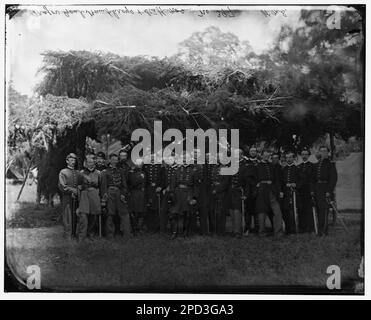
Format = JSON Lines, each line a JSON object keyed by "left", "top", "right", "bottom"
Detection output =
{"left": 77, "top": 154, "right": 101, "bottom": 241}
{"left": 198, "top": 153, "right": 213, "bottom": 235}
{"left": 171, "top": 151, "right": 196, "bottom": 238}
{"left": 144, "top": 154, "right": 163, "bottom": 233}
{"left": 190, "top": 149, "right": 203, "bottom": 234}
{"left": 209, "top": 154, "right": 230, "bottom": 236}
{"left": 312, "top": 146, "right": 338, "bottom": 236}
{"left": 161, "top": 154, "right": 177, "bottom": 235}
{"left": 58, "top": 153, "right": 82, "bottom": 240}
{"left": 229, "top": 149, "right": 248, "bottom": 238}
{"left": 297, "top": 148, "right": 315, "bottom": 233}
{"left": 281, "top": 151, "right": 300, "bottom": 234}
{"left": 100, "top": 153, "right": 130, "bottom": 238}
{"left": 128, "top": 158, "right": 147, "bottom": 235}
{"left": 245, "top": 147, "right": 259, "bottom": 233}
{"left": 255, "top": 149, "right": 284, "bottom": 237}
{"left": 118, "top": 149, "right": 131, "bottom": 179}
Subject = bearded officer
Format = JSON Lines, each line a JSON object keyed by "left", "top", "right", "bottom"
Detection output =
{"left": 128, "top": 158, "right": 147, "bottom": 235}
{"left": 76, "top": 154, "right": 101, "bottom": 241}
{"left": 209, "top": 153, "right": 230, "bottom": 236}
{"left": 245, "top": 147, "right": 260, "bottom": 233}
{"left": 95, "top": 152, "right": 107, "bottom": 172}
{"left": 229, "top": 149, "right": 248, "bottom": 238}
{"left": 160, "top": 153, "right": 177, "bottom": 235}
{"left": 100, "top": 153, "right": 130, "bottom": 238}
{"left": 312, "top": 146, "right": 338, "bottom": 236}
{"left": 281, "top": 151, "right": 300, "bottom": 234}
{"left": 297, "top": 148, "right": 315, "bottom": 233}
{"left": 171, "top": 151, "right": 196, "bottom": 238}
{"left": 255, "top": 149, "right": 284, "bottom": 237}
{"left": 144, "top": 154, "right": 164, "bottom": 233}
{"left": 198, "top": 152, "right": 214, "bottom": 235}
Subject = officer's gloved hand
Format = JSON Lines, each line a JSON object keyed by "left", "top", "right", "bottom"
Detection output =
{"left": 120, "top": 195, "right": 126, "bottom": 203}
{"left": 279, "top": 192, "right": 284, "bottom": 198}
{"left": 156, "top": 187, "right": 162, "bottom": 193}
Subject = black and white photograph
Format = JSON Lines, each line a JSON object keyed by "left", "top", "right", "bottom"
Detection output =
{"left": 3, "top": 3, "right": 365, "bottom": 295}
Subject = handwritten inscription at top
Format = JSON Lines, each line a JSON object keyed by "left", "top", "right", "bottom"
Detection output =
{"left": 28, "top": 6, "right": 248, "bottom": 19}
{"left": 260, "top": 9, "right": 287, "bottom": 18}
{"left": 27, "top": 6, "right": 288, "bottom": 19}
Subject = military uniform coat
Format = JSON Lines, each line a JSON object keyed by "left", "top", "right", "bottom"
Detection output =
{"left": 128, "top": 167, "right": 147, "bottom": 213}
{"left": 78, "top": 168, "right": 101, "bottom": 215}
{"left": 144, "top": 163, "right": 164, "bottom": 210}
{"left": 297, "top": 160, "right": 315, "bottom": 231}
{"left": 281, "top": 163, "right": 300, "bottom": 211}
{"left": 58, "top": 167, "right": 82, "bottom": 210}
{"left": 100, "top": 166, "right": 128, "bottom": 216}
{"left": 255, "top": 161, "right": 282, "bottom": 213}
{"left": 173, "top": 164, "right": 195, "bottom": 213}
{"left": 228, "top": 160, "right": 248, "bottom": 211}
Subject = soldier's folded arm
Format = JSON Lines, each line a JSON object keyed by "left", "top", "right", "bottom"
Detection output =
{"left": 58, "top": 170, "right": 75, "bottom": 194}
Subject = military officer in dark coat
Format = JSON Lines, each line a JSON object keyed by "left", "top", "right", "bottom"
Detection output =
{"left": 198, "top": 153, "right": 214, "bottom": 235}
{"left": 229, "top": 149, "right": 249, "bottom": 237}
{"left": 297, "top": 148, "right": 315, "bottom": 233}
{"left": 118, "top": 149, "right": 131, "bottom": 181}
{"left": 160, "top": 154, "right": 177, "bottom": 234}
{"left": 100, "top": 153, "right": 130, "bottom": 238}
{"left": 209, "top": 157, "right": 230, "bottom": 236}
{"left": 245, "top": 147, "right": 260, "bottom": 233}
{"left": 144, "top": 154, "right": 164, "bottom": 233}
{"left": 77, "top": 154, "right": 101, "bottom": 241}
{"left": 281, "top": 151, "right": 300, "bottom": 234}
{"left": 127, "top": 158, "right": 147, "bottom": 235}
{"left": 255, "top": 149, "right": 284, "bottom": 237}
{"left": 189, "top": 149, "right": 204, "bottom": 234}
{"left": 171, "top": 151, "right": 196, "bottom": 238}
{"left": 312, "top": 146, "right": 338, "bottom": 236}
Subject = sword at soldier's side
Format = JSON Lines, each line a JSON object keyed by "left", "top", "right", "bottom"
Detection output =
{"left": 157, "top": 190, "right": 161, "bottom": 232}
{"left": 311, "top": 194, "right": 319, "bottom": 235}
{"left": 71, "top": 189, "right": 80, "bottom": 238}
{"left": 327, "top": 198, "right": 349, "bottom": 233}
{"left": 71, "top": 196, "right": 77, "bottom": 238}
{"left": 240, "top": 187, "right": 246, "bottom": 236}
{"left": 291, "top": 187, "right": 299, "bottom": 234}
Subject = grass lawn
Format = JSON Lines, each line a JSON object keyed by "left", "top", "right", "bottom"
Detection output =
{"left": 5, "top": 152, "right": 364, "bottom": 293}
{"left": 6, "top": 193, "right": 362, "bottom": 293}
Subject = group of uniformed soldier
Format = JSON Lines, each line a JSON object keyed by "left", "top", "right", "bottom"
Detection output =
{"left": 58, "top": 145, "right": 337, "bottom": 241}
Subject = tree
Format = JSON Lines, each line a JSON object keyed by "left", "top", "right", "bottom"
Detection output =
{"left": 256, "top": 7, "right": 364, "bottom": 151}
